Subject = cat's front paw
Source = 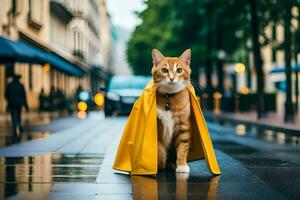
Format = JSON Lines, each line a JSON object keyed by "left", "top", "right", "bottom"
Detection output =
{"left": 176, "top": 164, "right": 190, "bottom": 173}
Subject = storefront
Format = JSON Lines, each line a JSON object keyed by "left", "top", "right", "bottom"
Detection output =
{"left": 0, "top": 36, "right": 86, "bottom": 113}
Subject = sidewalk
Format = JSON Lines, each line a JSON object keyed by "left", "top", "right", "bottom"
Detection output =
{"left": 0, "top": 111, "right": 80, "bottom": 149}
{"left": 0, "top": 111, "right": 62, "bottom": 126}
{"left": 205, "top": 110, "right": 300, "bottom": 135}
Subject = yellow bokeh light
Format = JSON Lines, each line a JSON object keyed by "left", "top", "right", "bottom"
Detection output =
{"left": 44, "top": 63, "right": 51, "bottom": 72}
{"left": 240, "top": 87, "right": 250, "bottom": 95}
{"left": 234, "top": 63, "right": 246, "bottom": 73}
{"left": 77, "top": 101, "right": 88, "bottom": 111}
{"left": 94, "top": 93, "right": 105, "bottom": 106}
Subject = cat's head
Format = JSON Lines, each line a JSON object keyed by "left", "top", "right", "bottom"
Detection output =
{"left": 151, "top": 49, "right": 191, "bottom": 94}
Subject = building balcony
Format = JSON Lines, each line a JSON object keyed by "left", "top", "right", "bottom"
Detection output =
{"left": 73, "top": 49, "right": 85, "bottom": 61}
{"left": 50, "top": 0, "right": 73, "bottom": 23}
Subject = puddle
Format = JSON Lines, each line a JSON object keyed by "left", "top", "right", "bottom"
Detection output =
{"left": 0, "top": 154, "right": 103, "bottom": 199}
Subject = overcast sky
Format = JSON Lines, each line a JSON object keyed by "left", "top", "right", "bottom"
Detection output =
{"left": 106, "top": 0, "right": 146, "bottom": 31}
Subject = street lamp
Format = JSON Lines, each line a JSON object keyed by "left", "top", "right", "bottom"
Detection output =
{"left": 234, "top": 63, "right": 246, "bottom": 73}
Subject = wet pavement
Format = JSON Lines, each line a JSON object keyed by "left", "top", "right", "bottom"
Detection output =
{"left": 0, "top": 112, "right": 80, "bottom": 148}
{"left": 207, "top": 120, "right": 300, "bottom": 200}
{"left": 0, "top": 113, "right": 299, "bottom": 199}
{"left": 0, "top": 131, "right": 52, "bottom": 149}
{"left": 93, "top": 119, "right": 300, "bottom": 200}
{"left": 0, "top": 154, "right": 103, "bottom": 199}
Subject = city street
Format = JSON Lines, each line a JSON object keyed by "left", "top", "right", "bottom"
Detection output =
{"left": 1, "top": 0, "right": 300, "bottom": 199}
{"left": 0, "top": 112, "right": 299, "bottom": 199}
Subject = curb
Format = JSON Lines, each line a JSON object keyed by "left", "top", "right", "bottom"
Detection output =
{"left": 204, "top": 112, "right": 300, "bottom": 136}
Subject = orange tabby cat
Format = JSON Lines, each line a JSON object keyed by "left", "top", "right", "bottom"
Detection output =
{"left": 152, "top": 49, "right": 192, "bottom": 173}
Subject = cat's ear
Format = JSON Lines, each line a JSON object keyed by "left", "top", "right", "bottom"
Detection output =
{"left": 179, "top": 49, "right": 191, "bottom": 65}
{"left": 152, "top": 49, "right": 164, "bottom": 66}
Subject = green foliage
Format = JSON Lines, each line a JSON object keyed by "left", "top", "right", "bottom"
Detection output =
{"left": 127, "top": 0, "right": 251, "bottom": 76}
{"left": 127, "top": 0, "right": 300, "bottom": 75}
{"left": 127, "top": 0, "right": 175, "bottom": 75}
{"left": 258, "top": 0, "right": 300, "bottom": 50}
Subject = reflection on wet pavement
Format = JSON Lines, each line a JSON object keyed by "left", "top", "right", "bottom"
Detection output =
{"left": 132, "top": 172, "right": 220, "bottom": 200}
{"left": 0, "top": 115, "right": 53, "bottom": 149}
{"left": 208, "top": 119, "right": 300, "bottom": 146}
{"left": 0, "top": 154, "right": 103, "bottom": 199}
{"left": 0, "top": 113, "right": 81, "bottom": 149}
{"left": 0, "top": 131, "right": 53, "bottom": 148}
{"left": 127, "top": 149, "right": 287, "bottom": 199}
{"left": 213, "top": 140, "right": 300, "bottom": 199}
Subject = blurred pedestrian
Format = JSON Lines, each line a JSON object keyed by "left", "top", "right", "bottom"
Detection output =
{"left": 65, "top": 96, "right": 73, "bottom": 115}
{"left": 5, "top": 74, "right": 29, "bottom": 135}
{"left": 49, "top": 86, "right": 56, "bottom": 111}
{"left": 39, "top": 88, "right": 46, "bottom": 113}
{"left": 56, "top": 89, "right": 66, "bottom": 115}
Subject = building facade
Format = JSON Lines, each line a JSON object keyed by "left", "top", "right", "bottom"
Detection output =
{"left": 0, "top": 0, "right": 111, "bottom": 113}
{"left": 99, "top": 0, "right": 112, "bottom": 70}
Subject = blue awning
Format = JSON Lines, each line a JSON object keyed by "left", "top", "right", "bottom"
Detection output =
{"left": 270, "top": 64, "right": 300, "bottom": 73}
{"left": 0, "top": 36, "right": 44, "bottom": 63}
{"left": 0, "top": 36, "right": 85, "bottom": 77}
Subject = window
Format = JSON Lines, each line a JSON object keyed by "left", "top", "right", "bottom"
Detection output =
{"left": 12, "top": 0, "right": 17, "bottom": 14}
{"left": 28, "top": 0, "right": 43, "bottom": 30}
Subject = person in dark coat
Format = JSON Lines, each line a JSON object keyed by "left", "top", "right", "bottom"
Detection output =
{"left": 39, "top": 88, "right": 46, "bottom": 112}
{"left": 49, "top": 86, "right": 56, "bottom": 111}
{"left": 5, "top": 74, "right": 29, "bottom": 134}
{"left": 56, "top": 89, "right": 66, "bottom": 115}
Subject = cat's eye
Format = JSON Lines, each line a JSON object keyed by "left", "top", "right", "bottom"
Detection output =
{"left": 176, "top": 68, "right": 183, "bottom": 73}
{"left": 161, "top": 68, "right": 168, "bottom": 73}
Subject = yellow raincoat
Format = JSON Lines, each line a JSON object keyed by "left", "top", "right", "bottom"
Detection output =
{"left": 113, "top": 81, "right": 221, "bottom": 175}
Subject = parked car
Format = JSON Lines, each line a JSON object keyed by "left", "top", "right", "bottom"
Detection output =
{"left": 104, "top": 75, "right": 152, "bottom": 116}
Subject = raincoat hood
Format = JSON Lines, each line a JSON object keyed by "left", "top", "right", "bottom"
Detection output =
{"left": 113, "top": 80, "right": 221, "bottom": 175}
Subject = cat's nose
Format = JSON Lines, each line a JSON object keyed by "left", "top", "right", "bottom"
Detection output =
{"left": 169, "top": 77, "right": 174, "bottom": 82}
